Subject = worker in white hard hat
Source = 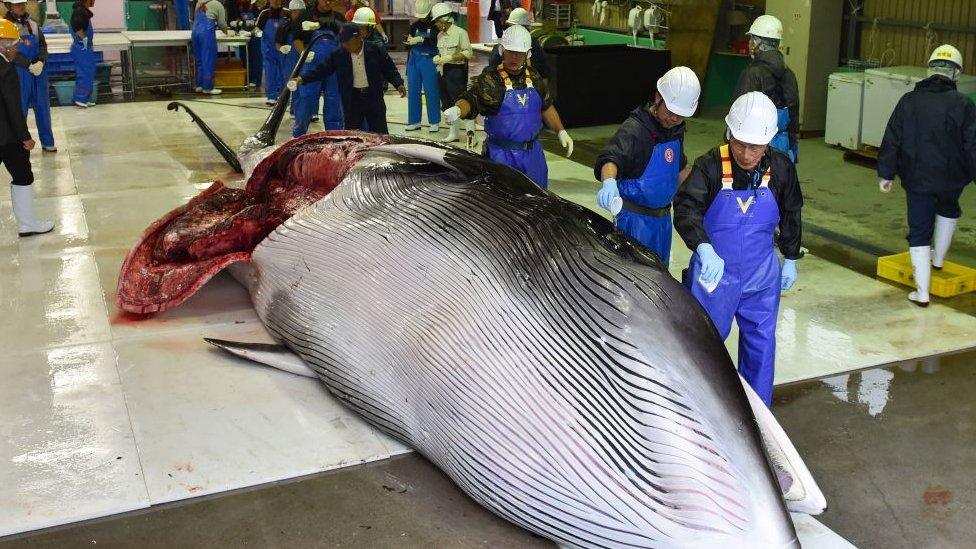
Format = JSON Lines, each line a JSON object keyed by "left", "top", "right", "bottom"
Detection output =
{"left": 487, "top": 7, "right": 549, "bottom": 79}
{"left": 4, "top": 0, "right": 56, "bottom": 151}
{"left": 404, "top": 0, "right": 441, "bottom": 133}
{"left": 442, "top": 24, "right": 572, "bottom": 189}
{"left": 289, "top": 0, "right": 346, "bottom": 136}
{"left": 594, "top": 66, "right": 700, "bottom": 265}
{"left": 734, "top": 14, "right": 799, "bottom": 162}
{"left": 348, "top": 4, "right": 388, "bottom": 47}
{"left": 878, "top": 44, "right": 976, "bottom": 307}
{"left": 673, "top": 91, "right": 803, "bottom": 407}
{"left": 430, "top": 2, "right": 473, "bottom": 143}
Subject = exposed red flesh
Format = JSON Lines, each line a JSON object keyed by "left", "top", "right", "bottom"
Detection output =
{"left": 116, "top": 131, "right": 387, "bottom": 314}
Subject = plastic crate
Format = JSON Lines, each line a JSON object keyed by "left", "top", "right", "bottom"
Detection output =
{"left": 877, "top": 252, "right": 976, "bottom": 298}
{"left": 52, "top": 80, "right": 99, "bottom": 106}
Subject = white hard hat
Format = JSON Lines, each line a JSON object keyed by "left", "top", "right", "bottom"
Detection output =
{"left": 6, "top": 0, "right": 28, "bottom": 4}
{"left": 413, "top": 0, "right": 432, "bottom": 18}
{"left": 288, "top": 0, "right": 304, "bottom": 10}
{"left": 929, "top": 44, "right": 963, "bottom": 70}
{"left": 725, "top": 91, "right": 779, "bottom": 145}
{"left": 499, "top": 24, "right": 531, "bottom": 53}
{"left": 656, "top": 66, "right": 700, "bottom": 117}
{"left": 506, "top": 7, "right": 531, "bottom": 27}
{"left": 430, "top": 2, "right": 454, "bottom": 21}
{"left": 747, "top": 14, "right": 783, "bottom": 41}
{"left": 352, "top": 7, "right": 377, "bottom": 26}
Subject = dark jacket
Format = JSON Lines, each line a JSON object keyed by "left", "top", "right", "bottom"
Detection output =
{"left": 674, "top": 146, "right": 803, "bottom": 260}
{"left": 0, "top": 55, "right": 31, "bottom": 145}
{"left": 3, "top": 14, "right": 47, "bottom": 66}
{"left": 734, "top": 49, "right": 800, "bottom": 145}
{"left": 594, "top": 103, "right": 688, "bottom": 181}
{"left": 255, "top": 7, "right": 287, "bottom": 33}
{"left": 70, "top": 3, "right": 94, "bottom": 35}
{"left": 275, "top": 12, "right": 296, "bottom": 46}
{"left": 301, "top": 41, "right": 404, "bottom": 106}
{"left": 293, "top": 7, "right": 345, "bottom": 44}
{"left": 458, "top": 63, "right": 551, "bottom": 118}
{"left": 488, "top": 36, "right": 550, "bottom": 79}
{"left": 406, "top": 18, "right": 438, "bottom": 48}
{"left": 878, "top": 75, "right": 976, "bottom": 193}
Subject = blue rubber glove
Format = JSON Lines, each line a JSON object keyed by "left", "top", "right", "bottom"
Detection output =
{"left": 781, "top": 258, "right": 798, "bottom": 291}
{"left": 597, "top": 178, "right": 619, "bottom": 210}
{"left": 696, "top": 243, "right": 725, "bottom": 284}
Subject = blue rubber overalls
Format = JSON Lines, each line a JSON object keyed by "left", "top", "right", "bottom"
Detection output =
{"left": 241, "top": 8, "right": 262, "bottom": 87}
{"left": 282, "top": 28, "right": 299, "bottom": 116}
{"left": 293, "top": 28, "right": 343, "bottom": 136}
{"left": 686, "top": 145, "right": 781, "bottom": 406}
{"left": 14, "top": 18, "right": 54, "bottom": 148}
{"left": 484, "top": 69, "right": 547, "bottom": 188}
{"left": 260, "top": 11, "right": 287, "bottom": 100}
{"left": 70, "top": 16, "right": 96, "bottom": 104}
{"left": 615, "top": 136, "right": 681, "bottom": 265}
{"left": 406, "top": 24, "right": 440, "bottom": 127}
{"left": 175, "top": 0, "right": 191, "bottom": 30}
{"left": 769, "top": 107, "right": 797, "bottom": 162}
{"left": 191, "top": 5, "right": 218, "bottom": 91}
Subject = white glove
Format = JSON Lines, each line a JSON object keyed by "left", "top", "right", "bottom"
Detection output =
{"left": 287, "top": 78, "right": 300, "bottom": 91}
{"left": 442, "top": 106, "right": 461, "bottom": 124}
{"left": 279, "top": 45, "right": 292, "bottom": 55}
{"left": 225, "top": 29, "right": 238, "bottom": 37}
{"left": 879, "top": 179, "right": 893, "bottom": 193}
{"left": 231, "top": 20, "right": 242, "bottom": 28}
{"left": 255, "top": 29, "right": 264, "bottom": 38}
{"left": 406, "top": 36, "right": 423, "bottom": 45}
{"left": 301, "top": 20, "right": 320, "bottom": 31}
{"left": 304, "top": 51, "right": 315, "bottom": 62}
{"left": 557, "top": 129, "right": 573, "bottom": 158}
{"left": 433, "top": 54, "right": 448, "bottom": 65}
{"left": 239, "top": 31, "right": 252, "bottom": 39}
{"left": 28, "top": 61, "right": 44, "bottom": 76}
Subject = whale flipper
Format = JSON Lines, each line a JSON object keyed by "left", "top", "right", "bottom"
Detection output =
{"left": 204, "top": 338, "right": 318, "bottom": 379}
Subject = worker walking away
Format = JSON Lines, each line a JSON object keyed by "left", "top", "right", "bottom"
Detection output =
{"left": 488, "top": 8, "right": 549, "bottom": 80}
{"left": 673, "top": 92, "right": 802, "bottom": 406}
{"left": 287, "top": 23, "right": 405, "bottom": 133}
{"left": 1, "top": 20, "right": 53, "bottom": 236}
{"left": 734, "top": 14, "right": 798, "bottom": 162}
{"left": 594, "top": 66, "right": 699, "bottom": 265}
{"left": 70, "top": 0, "right": 97, "bottom": 107}
{"left": 878, "top": 44, "right": 976, "bottom": 307}
{"left": 404, "top": 0, "right": 440, "bottom": 133}
{"left": 257, "top": 0, "right": 289, "bottom": 105}
{"left": 431, "top": 2, "right": 472, "bottom": 143}
{"left": 191, "top": 0, "right": 231, "bottom": 95}
{"left": 291, "top": 0, "right": 345, "bottom": 136}
{"left": 4, "top": 0, "right": 55, "bottom": 152}
{"left": 443, "top": 25, "right": 572, "bottom": 189}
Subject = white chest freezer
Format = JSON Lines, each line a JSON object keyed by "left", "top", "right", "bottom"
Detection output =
{"left": 825, "top": 72, "right": 865, "bottom": 150}
{"left": 861, "top": 66, "right": 976, "bottom": 148}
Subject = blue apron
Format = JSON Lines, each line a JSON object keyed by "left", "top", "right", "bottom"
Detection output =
{"left": 240, "top": 8, "right": 262, "bottom": 86}
{"left": 70, "top": 18, "right": 96, "bottom": 103}
{"left": 484, "top": 69, "right": 547, "bottom": 188}
{"left": 769, "top": 107, "right": 797, "bottom": 162}
{"left": 175, "top": 0, "right": 191, "bottom": 30}
{"left": 261, "top": 13, "right": 287, "bottom": 100}
{"left": 190, "top": 7, "right": 218, "bottom": 91}
{"left": 406, "top": 25, "right": 440, "bottom": 126}
{"left": 615, "top": 138, "right": 681, "bottom": 264}
{"left": 13, "top": 18, "right": 53, "bottom": 147}
{"left": 686, "top": 145, "right": 781, "bottom": 406}
{"left": 293, "top": 28, "right": 343, "bottom": 136}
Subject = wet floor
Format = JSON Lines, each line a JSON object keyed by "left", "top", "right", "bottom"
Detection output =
{"left": 773, "top": 349, "right": 976, "bottom": 549}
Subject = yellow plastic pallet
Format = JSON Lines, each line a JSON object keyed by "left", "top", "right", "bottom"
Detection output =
{"left": 877, "top": 252, "right": 976, "bottom": 298}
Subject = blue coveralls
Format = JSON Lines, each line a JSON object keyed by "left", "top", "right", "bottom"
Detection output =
{"left": 191, "top": 6, "right": 218, "bottom": 91}
{"left": 615, "top": 137, "right": 681, "bottom": 265}
{"left": 14, "top": 19, "right": 54, "bottom": 148}
{"left": 293, "top": 28, "right": 343, "bottom": 137}
{"left": 70, "top": 17, "right": 96, "bottom": 104}
{"left": 175, "top": 0, "right": 191, "bottom": 30}
{"left": 769, "top": 107, "right": 797, "bottom": 162}
{"left": 260, "top": 12, "right": 287, "bottom": 100}
{"left": 240, "top": 7, "right": 262, "bottom": 87}
{"left": 686, "top": 145, "right": 781, "bottom": 406}
{"left": 484, "top": 70, "right": 547, "bottom": 188}
{"left": 406, "top": 25, "right": 440, "bottom": 127}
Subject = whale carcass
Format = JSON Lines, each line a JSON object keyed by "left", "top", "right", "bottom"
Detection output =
{"left": 117, "top": 105, "right": 825, "bottom": 547}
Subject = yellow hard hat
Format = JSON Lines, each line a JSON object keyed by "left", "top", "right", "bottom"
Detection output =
{"left": 0, "top": 20, "right": 21, "bottom": 41}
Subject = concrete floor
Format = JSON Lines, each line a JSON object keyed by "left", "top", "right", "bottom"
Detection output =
{"left": 1, "top": 55, "right": 975, "bottom": 545}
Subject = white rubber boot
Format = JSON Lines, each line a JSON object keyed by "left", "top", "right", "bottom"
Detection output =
{"left": 10, "top": 185, "right": 55, "bottom": 237}
{"left": 442, "top": 119, "right": 459, "bottom": 143}
{"left": 404, "top": 123, "right": 421, "bottom": 131}
{"left": 908, "top": 245, "right": 931, "bottom": 307}
{"left": 427, "top": 122, "right": 440, "bottom": 133}
{"left": 931, "top": 215, "right": 958, "bottom": 269}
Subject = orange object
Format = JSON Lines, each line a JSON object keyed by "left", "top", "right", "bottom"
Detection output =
{"left": 521, "top": 0, "right": 530, "bottom": 10}
{"left": 467, "top": 0, "right": 480, "bottom": 43}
